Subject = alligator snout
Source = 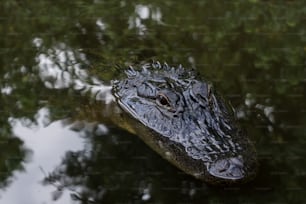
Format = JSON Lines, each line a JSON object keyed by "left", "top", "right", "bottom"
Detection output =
{"left": 208, "top": 156, "right": 256, "bottom": 183}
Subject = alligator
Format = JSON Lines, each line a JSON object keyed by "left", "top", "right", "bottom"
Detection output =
{"left": 79, "top": 61, "right": 257, "bottom": 185}
{"left": 104, "top": 61, "right": 258, "bottom": 185}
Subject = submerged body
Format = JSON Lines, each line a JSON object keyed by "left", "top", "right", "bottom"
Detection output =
{"left": 111, "top": 62, "right": 257, "bottom": 185}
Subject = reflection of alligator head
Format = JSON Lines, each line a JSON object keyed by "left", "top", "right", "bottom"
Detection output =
{"left": 112, "top": 62, "right": 257, "bottom": 185}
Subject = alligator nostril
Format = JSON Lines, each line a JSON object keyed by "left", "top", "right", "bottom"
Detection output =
{"left": 215, "top": 159, "right": 230, "bottom": 173}
{"left": 231, "top": 166, "right": 244, "bottom": 177}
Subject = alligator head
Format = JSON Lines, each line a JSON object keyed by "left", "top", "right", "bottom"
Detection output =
{"left": 112, "top": 62, "right": 257, "bottom": 185}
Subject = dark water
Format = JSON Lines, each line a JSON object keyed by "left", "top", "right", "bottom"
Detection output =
{"left": 1, "top": 1, "right": 306, "bottom": 203}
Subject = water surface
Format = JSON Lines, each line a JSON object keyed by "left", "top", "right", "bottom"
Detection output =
{"left": 1, "top": 1, "right": 306, "bottom": 203}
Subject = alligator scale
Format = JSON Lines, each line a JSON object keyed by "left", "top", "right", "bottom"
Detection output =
{"left": 107, "top": 62, "right": 257, "bottom": 185}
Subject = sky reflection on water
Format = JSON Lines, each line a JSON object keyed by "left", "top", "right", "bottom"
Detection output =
{"left": 1, "top": 108, "right": 85, "bottom": 204}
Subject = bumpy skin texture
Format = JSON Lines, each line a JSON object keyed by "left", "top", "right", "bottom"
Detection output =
{"left": 112, "top": 62, "right": 257, "bottom": 185}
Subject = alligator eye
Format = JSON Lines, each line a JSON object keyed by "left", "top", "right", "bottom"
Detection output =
{"left": 156, "top": 93, "right": 171, "bottom": 107}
